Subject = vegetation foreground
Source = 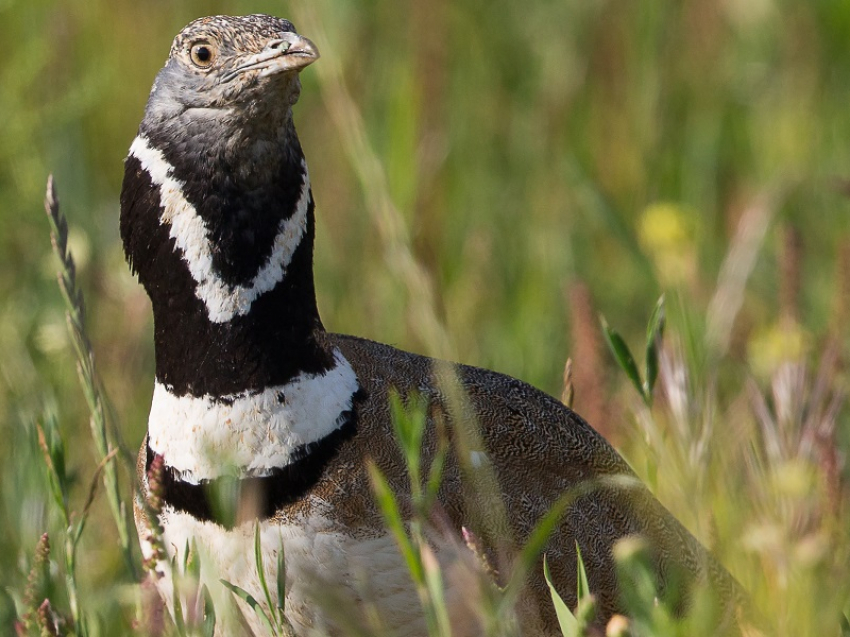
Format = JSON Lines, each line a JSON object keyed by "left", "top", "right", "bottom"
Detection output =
{"left": 1, "top": 0, "right": 850, "bottom": 635}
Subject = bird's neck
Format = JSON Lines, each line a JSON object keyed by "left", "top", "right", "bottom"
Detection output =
{"left": 122, "top": 128, "right": 335, "bottom": 398}
{"left": 122, "top": 126, "right": 363, "bottom": 493}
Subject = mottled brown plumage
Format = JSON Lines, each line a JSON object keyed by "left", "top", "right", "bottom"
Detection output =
{"left": 324, "top": 334, "right": 742, "bottom": 630}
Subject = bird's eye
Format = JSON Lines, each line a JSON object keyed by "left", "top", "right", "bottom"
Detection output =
{"left": 190, "top": 42, "right": 216, "bottom": 68}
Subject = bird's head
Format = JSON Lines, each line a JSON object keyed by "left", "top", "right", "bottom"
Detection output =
{"left": 141, "top": 14, "right": 318, "bottom": 140}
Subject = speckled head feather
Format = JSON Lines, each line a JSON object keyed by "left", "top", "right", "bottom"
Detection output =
{"left": 144, "top": 14, "right": 318, "bottom": 124}
{"left": 168, "top": 14, "right": 299, "bottom": 59}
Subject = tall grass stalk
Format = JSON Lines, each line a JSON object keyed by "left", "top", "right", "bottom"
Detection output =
{"left": 43, "top": 176, "right": 136, "bottom": 578}
{"left": 291, "top": 2, "right": 454, "bottom": 360}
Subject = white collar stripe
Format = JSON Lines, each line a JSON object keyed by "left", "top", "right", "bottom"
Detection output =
{"left": 129, "top": 135, "right": 310, "bottom": 323}
{"left": 147, "top": 349, "right": 359, "bottom": 483}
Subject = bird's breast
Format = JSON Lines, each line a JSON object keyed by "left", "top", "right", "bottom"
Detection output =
{"left": 142, "top": 507, "right": 477, "bottom": 635}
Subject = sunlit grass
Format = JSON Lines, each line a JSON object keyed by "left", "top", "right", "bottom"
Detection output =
{"left": 14, "top": 174, "right": 849, "bottom": 635}
{"left": 2, "top": 0, "right": 850, "bottom": 635}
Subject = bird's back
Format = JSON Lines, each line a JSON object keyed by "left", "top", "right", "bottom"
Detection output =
{"left": 326, "top": 333, "right": 741, "bottom": 632}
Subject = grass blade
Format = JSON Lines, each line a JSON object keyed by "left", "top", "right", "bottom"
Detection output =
{"left": 35, "top": 419, "right": 69, "bottom": 527}
{"left": 276, "top": 545, "right": 286, "bottom": 616}
{"left": 254, "top": 520, "right": 274, "bottom": 616}
{"left": 171, "top": 561, "right": 186, "bottom": 636}
{"left": 367, "top": 462, "right": 422, "bottom": 584}
{"left": 201, "top": 585, "right": 216, "bottom": 637}
{"left": 601, "top": 315, "right": 646, "bottom": 404}
{"left": 574, "top": 541, "right": 590, "bottom": 602}
{"left": 220, "top": 579, "right": 275, "bottom": 635}
{"left": 543, "top": 554, "right": 579, "bottom": 637}
{"left": 643, "top": 295, "right": 666, "bottom": 400}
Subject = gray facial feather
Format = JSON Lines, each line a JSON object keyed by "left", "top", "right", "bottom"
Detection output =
{"left": 139, "top": 14, "right": 317, "bottom": 162}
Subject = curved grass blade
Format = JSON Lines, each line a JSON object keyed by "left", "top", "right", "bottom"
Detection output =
{"left": 201, "top": 585, "right": 216, "bottom": 637}
{"left": 643, "top": 295, "right": 666, "bottom": 400}
{"left": 254, "top": 521, "right": 274, "bottom": 615}
{"left": 601, "top": 316, "right": 647, "bottom": 404}
{"left": 543, "top": 554, "right": 579, "bottom": 637}
{"left": 574, "top": 541, "right": 590, "bottom": 602}
{"left": 220, "top": 579, "right": 275, "bottom": 635}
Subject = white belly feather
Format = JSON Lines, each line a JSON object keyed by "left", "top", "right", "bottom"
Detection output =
{"left": 142, "top": 508, "right": 452, "bottom": 636}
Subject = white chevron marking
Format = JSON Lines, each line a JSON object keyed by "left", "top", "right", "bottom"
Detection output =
{"left": 128, "top": 134, "right": 310, "bottom": 323}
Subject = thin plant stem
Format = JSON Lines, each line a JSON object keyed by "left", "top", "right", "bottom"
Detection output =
{"left": 43, "top": 175, "right": 137, "bottom": 580}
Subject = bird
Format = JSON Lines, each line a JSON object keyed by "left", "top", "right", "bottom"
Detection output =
{"left": 120, "top": 14, "right": 741, "bottom": 636}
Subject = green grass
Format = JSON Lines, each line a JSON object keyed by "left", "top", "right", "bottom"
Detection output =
{"left": 2, "top": 0, "right": 849, "bottom": 634}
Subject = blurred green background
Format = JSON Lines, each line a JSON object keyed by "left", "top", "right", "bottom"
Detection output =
{"left": 2, "top": 0, "right": 849, "bottom": 632}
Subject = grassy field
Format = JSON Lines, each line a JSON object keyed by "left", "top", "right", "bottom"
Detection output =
{"left": 1, "top": 0, "right": 849, "bottom": 634}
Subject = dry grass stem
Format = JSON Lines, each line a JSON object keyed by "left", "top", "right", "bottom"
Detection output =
{"left": 706, "top": 196, "right": 775, "bottom": 357}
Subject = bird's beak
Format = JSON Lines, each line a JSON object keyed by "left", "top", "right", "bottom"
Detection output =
{"left": 262, "top": 32, "right": 320, "bottom": 74}
{"left": 223, "top": 32, "right": 319, "bottom": 82}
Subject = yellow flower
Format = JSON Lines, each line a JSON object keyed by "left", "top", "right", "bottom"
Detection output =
{"left": 747, "top": 321, "right": 808, "bottom": 379}
{"left": 638, "top": 202, "right": 697, "bottom": 287}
